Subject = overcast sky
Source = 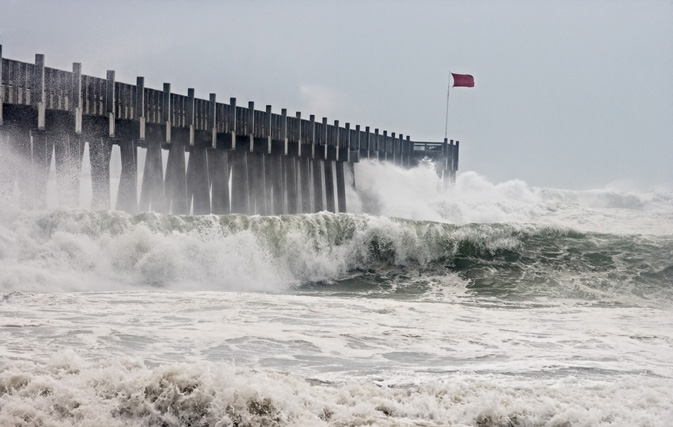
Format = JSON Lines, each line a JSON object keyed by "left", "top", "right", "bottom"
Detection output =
{"left": 1, "top": 0, "right": 671, "bottom": 190}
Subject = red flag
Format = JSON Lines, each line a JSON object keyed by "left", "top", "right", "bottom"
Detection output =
{"left": 451, "top": 73, "right": 474, "bottom": 88}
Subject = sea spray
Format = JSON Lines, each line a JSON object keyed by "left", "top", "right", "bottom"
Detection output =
{"left": 353, "top": 160, "right": 673, "bottom": 234}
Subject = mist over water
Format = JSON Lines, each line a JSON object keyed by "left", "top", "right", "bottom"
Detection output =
{"left": 1, "top": 158, "right": 672, "bottom": 426}
{"left": 354, "top": 160, "right": 673, "bottom": 235}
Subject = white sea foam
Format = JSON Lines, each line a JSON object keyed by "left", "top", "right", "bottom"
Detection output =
{"left": 1, "top": 291, "right": 672, "bottom": 426}
{"left": 352, "top": 160, "right": 673, "bottom": 235}
{"left": 1, "top": 353, "right": 671, "bottom": 426}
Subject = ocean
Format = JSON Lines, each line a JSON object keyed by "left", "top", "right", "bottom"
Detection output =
{"left": 1, "top": 160, "right": 672, "bottom": 426}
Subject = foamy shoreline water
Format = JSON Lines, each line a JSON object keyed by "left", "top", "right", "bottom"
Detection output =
{"left": 2, "top": 289, "right": 672, "bottom": 425}
{"left": 1, "top": 164, "right": 672, "bottom": 426}
{"left": 2, "top": 352, "right": 671, "bottom": 426}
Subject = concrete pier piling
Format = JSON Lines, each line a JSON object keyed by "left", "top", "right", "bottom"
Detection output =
{"left": 0, "top": 46, "right": 459, "bottom": 214}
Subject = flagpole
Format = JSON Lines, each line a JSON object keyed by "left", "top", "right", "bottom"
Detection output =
{"left": 444, "top": 72, "right": 451, "bottom": 139}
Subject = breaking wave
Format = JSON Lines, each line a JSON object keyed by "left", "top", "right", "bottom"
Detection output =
{"left": 0, "top": 206, "right": 671, "bottom": 306}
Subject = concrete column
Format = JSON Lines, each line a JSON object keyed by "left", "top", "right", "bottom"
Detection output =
{"left": 452, "top": 140, "right": 460, "bottom": 182}
{"left": 373, "top": 129, "right": 380, "bottom": 161}
{"left": 187, "top": 144, "right": 211, "bottom": 214}
{"left": 299, "top": 156, "right": 311, "bottom": 213}
{"left": 0, "top": 44, "right": 3, "bottom": 127}
{"left": 364, "top": 126, "right": 371, "bottom": 159}
{"left": 138, "top": 140, "right": 165, "bottom": 213}
{"left": 165, "top": 137, "right": 188, "bottom": 214}
{"left": 335, "top": 160, "right": 347, "bottom": 213}
{"left": 312, "top": 158, "right": 323, "bottom": 212}
{"left": 53, "top": 125, "right": 83, "bottom": 208}
{"left": 268, "top": 153, "right": 284, "bottom": 215}
{"left": 88, "top": 136, "right": 111, "bottom": 210}
{"left": 249, "top": 152, "right": 267, "bottom": 215}
{"left": 285, "top": 156, "right": 298, "bottom": 214}
{"left": 0, "top": 129, "right": 12, "bottom": 197}
{"left": 209, "top": 149, "right": 230, "bottom": 214}
{"left": 28, "top": 130, "right": 52, "bottom": 209}
{"left": 324, "top": 159, "right": 335, "bottom": 212}
{"left": 116, "top": 139, "right": 137, "bottom": 213}
{"left": 230, "top": 150, "right": 249, "bottom": 214}
{"left": 406, "top": 136, "right": 412, "bottom": 168}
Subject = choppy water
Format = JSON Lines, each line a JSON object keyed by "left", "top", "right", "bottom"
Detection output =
{"left": 1, "top": 161, "right": 672, "bottom": 426}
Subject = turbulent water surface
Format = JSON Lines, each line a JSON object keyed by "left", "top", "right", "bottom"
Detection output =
{"left": 1, "top": 161, "right": 672, "bottom": 426}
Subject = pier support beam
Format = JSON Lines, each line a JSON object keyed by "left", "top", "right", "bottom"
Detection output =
{"left": 324, "top": 160, "right": 335, "bottom": 212}
{"left": 249, "top": 152, "right": 267, "bottom": 215}
{"left": 209, "top": 149, "right": 230, "bottom": 214}
{"left": 187, "top": 143, "right": 211, "bottom": 215}
{"left": 53, "top": 129, "right": 83, "bottom": 208}
{"left": 335, "top": 160, "right": 347, "bottom": 213}
{"left": 230, "top": 150, "right": 249, "bottom": 214}
{"left": 116, "top": 139, "right": 137, "bottom": 213}
{"left": 11, "top": 127, "right": 33, "bottom": 206}
{"left": 284, "top": 156, "right": 298, "bottom": 214}
{"left": 299, "top": 156, "right": 311, "bottom": 213}
{"left": 88, "top": 136, "right": 111, "bottom": 210}
{"left": 0, "top": 129, "right": 11, "bottom": 197}
{"left": 139, "top": 140, "right": 165, "bottom": 213}
{"left": 28, "top": 130, "right": 52, "bottom": 209}
{"left": 312, "top": 159, "right": 323, "bottom": 212}
{"left": 267, "top": 153, "right": 284, "bottom": 215}
{"left": 165, "top": 137, "right": 188, "bottom": 214}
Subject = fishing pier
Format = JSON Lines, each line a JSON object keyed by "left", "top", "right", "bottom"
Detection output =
{"left": 0, "top": 47, "right": 459, "bottom": 214}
